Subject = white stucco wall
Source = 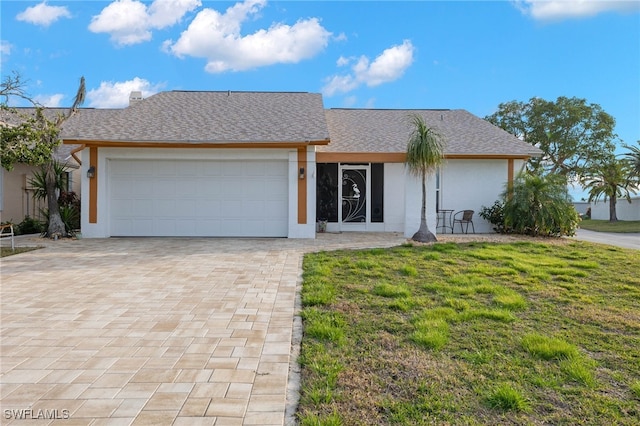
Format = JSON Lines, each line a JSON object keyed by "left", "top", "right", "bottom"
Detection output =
{"left": 439, "top": 159, "right": 525, "bottom": 234}
{"left": 383, "top": 163, "right": 407, "bottom": 233}
{"left": 590, "top": 197, "right": 640, "bottom": 221}
{"left": 80, "top": 147, "right": 315, "bottom": 238}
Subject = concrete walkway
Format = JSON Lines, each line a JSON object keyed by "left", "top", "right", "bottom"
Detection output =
{"left": 571, "top": 229, "right": 640, "bottom": 250}
{"left": 0, "top": 233, "right": 407, "bottom": 425}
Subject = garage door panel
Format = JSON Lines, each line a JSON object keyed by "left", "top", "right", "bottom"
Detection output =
{"left": 110, "top": 159, "right": 288, "bottom": 237}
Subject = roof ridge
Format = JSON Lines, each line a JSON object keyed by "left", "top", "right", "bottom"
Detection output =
{"left": 328, "top": 108, "right": 453, "bottom": 111}
{"left": 168, "top": 90, "right": 315, "bottom": 95}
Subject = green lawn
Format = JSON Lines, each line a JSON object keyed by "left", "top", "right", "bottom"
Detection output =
{"left": 297, "top": 241, "right": 640, "bottom": 425}
{"left": 580, "top": 219, "right": 640, "bottom": 233}
{"left": 0, "top": 246, "right": 41, "bottom": 257}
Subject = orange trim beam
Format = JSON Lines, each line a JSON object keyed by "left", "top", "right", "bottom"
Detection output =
{"left": 507, "top": 158, "right": 515, "bottom": 199}
{"left": 316, "top": 152, "right": 534, "bottom": 163}
{"left": 62, "top": 140, "right": 330, "bottom": 149}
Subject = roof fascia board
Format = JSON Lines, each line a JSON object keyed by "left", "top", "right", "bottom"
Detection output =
{"left": 62, "top": 139, "right": 329, "bottom": 149}
{"left": 317, "top": 152, "right": 535, "bottom": 163}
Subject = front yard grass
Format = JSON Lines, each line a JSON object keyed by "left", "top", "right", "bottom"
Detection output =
{"left": 1, "top": 246, "right": 40, "bottom": 257}
{"left": 579, "top": 219, "right": 640, "bottom": 233}
{"left": 297, "top": 241, "right": 640, "bottom": 425}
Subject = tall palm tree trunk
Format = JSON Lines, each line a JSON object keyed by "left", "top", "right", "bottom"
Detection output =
{"left": 411, "top": 169, "right": 437, "bottom": 242}
{"left": 45, "top": 162, "right": 66, "bottom": 237}
{"left": 608, "top": 193, "right": 618, "bottom": 222}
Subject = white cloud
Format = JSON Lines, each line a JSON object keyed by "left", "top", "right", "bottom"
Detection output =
{"left": 89, "top": 0, "right": 201, "bottom": 46}
{"left": 1, "top": 40, "right": 12, "bottom": 56}
{"left": 16, "top": 2, "right": 71, "bottom": 27}
{"left": 322, "top": 40, "right": 415, "bottom": 97}
{"left": 87, "top": 77, "right": 164, "bottom": 108}
{"left": 336, "top": 56, "right": 350, "bottom": 67}
{"left": 514, "top": 0, "right": 640, "bottom": 20}
{"left": 165, "top": 0, "right": 331, "bottom": 73}
{"left": 34, "top": 93, "right": 65, "bottom": 107}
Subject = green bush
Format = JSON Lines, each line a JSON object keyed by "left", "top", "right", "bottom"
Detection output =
{"left": 16, "top": 216, "right": 44, "bottom": 235}
{"left": 479, "top": 201, "right": 510, "bottom": 234}
{"left": 483, "top": 172, "right": 580, "bottom": 237}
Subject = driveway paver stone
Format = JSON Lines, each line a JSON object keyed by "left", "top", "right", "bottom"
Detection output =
{"left": 1, "top": 233, "right": 406, "bottom": 425}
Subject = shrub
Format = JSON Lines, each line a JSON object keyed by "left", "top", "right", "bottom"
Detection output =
{"left": 484, "top": 172, "right": 580, "bottom": 237}
{"left": 16, "top": 216, "right": 44, "bottom": 235}
{"left": 479, "top": 200, "right": 510, "bottom": 234}
{"left": 504, "top": 172, "right": 580, "bottom": 237}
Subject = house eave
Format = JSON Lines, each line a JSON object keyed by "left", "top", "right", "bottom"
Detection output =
{"left": 316, "top": 152, "right": 537, "bottom": 163}
{"left": 62, "top": 138, "right": 330, "bottom": 149}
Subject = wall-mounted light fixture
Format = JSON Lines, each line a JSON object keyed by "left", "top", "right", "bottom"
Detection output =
{"left": 299, "top": 167, "right": 305, "bottom": 180}
{"left": 87, "top": 166, "right": 96, "bottom": 179}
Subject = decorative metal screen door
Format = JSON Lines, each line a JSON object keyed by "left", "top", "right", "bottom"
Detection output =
{"left": 339, "top": 165, "right": 369, "bottom": 229}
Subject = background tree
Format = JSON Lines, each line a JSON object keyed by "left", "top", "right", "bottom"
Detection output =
{"left": 405, "top": 114, "right": 445, "bottom": 243}
{"left": 581, "top": 155, "right": 636, "bottom": 222}
{"left": 485, "top": 96, "right": 617, "bottom": 180}
{"left": 1, "top": 72, "right": 85, "bottom": 238}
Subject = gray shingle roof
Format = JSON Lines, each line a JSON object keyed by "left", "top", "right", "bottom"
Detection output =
{"left": 321, "top": 109, "right": 542, "bottom": 157}
{"left": 4, "top": 93, "right": 541, "bottom": 158}
{"left": 61, "top": 91, "right": 330, "bottom": 144}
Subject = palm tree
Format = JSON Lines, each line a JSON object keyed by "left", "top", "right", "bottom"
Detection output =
{"left": 623, "top": 141, "right": 640, "bottom": 182}
{"left": 502, "top": 171, "right": 579, "bottom": 236}
{"left": 405, "top": 114, "right": 445, "bottom": 242}
{"left": 581, "top": 155, "right": 636, "bottom": 222}
{"left": 40, "top": 76, "right": 86, "bottom": 238}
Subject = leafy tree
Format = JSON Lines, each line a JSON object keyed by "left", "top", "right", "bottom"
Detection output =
{"left": 1, "top": 72, "right": 85, "bottom": 238}
{"left": 501, "top": 172, "right": 580, "bottom": 237}
{"left": 581, "top": 155, "right": 636, "bottom": 222}
{"left": 485, "top": 96, "right": 617, "bottom": 179}
{"left": 405, "top": 114, "right": 445, "bottom": 242}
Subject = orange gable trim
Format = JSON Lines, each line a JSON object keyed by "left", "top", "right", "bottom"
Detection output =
{"left": 62, "top": 140, "right": 329, "bottom": 149}
{"left": 316, "top": 152, "right": 533, "bottom": 163}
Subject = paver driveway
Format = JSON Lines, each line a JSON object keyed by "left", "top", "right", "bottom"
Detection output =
{"left": 1, "top": 233, "right": 406, "bottom": 425}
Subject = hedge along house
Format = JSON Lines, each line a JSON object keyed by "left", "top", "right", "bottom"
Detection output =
{"left": 60, "top": 90, "right": 541, "bottom": 239}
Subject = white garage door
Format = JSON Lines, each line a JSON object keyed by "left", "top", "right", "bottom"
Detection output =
{"left": 109, "top": 159, "right": 288, "bottom": 237}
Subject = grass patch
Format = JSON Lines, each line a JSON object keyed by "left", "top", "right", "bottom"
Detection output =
{"left": 411, "top": 319, "right": 449, "bottom": 350}
{"left": 372, "top": 282, "right": 411, "bottom": 298}
{"left": 521, "top": 334, "right": 579, "bottom": 360}
{"left": 579, "top": 219, "right": 640, "bottom": 233}
{"left": 493, "top": 290, "right": 527, "bottom": 310}
{"left": 631, "top": 381, "right": 640, "bottom": 399}
{"left": 1, "top": 246, "right": 41, "bottom": 257}
{"left": 301, "top": 308, "right": 346, "bottom": 345}
{"left": 560, "top": 357, "right": 597, "bottom": 387}
{"left": 298, "top": 241, "right": 640, "bottom": 425}
{"left": 485, "top": 383, "right": 530, "bottom": 412}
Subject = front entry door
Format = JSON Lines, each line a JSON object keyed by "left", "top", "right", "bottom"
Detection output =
{"left": 339, "top": 165, "right": 369, "bottom": 230}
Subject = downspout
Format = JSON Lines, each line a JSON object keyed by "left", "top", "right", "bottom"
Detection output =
{"left": 70, "top": 144, "right": 86, "bottom": 166}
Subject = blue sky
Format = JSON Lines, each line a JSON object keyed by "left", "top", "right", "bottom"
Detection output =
{"left": 2, "top": 0, "right": 639, "bottom": 153}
